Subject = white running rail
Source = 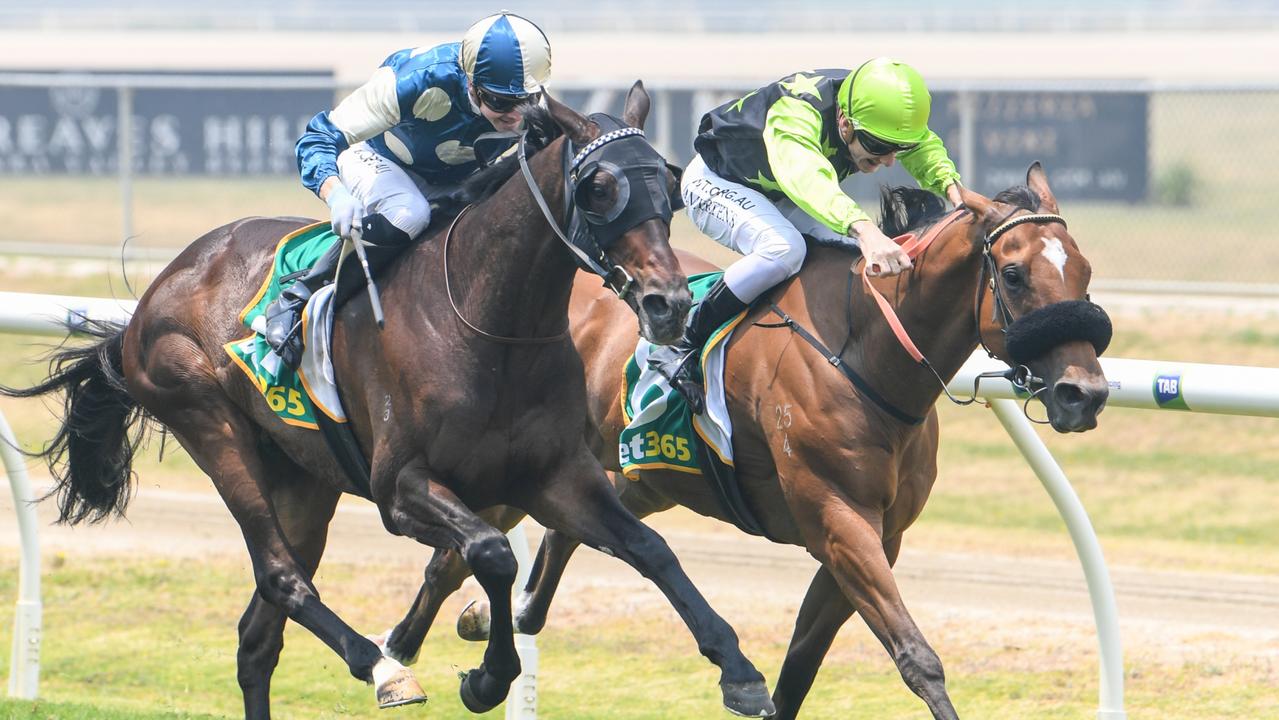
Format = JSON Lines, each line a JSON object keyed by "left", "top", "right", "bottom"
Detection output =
{"left": 9, "top": 292, "right": 1279, "bottom": 718}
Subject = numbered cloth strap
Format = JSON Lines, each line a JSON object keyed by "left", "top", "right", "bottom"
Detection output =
{"left": 222, "top": 222, "right": 344, "bottom": 430}
{"left": 618, "top": 272, "right": 741, "bottom": 477}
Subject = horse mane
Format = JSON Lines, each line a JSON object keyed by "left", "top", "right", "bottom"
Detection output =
{"left": 808, "top": 183, "right": 1042, "bottom": 254}
{"left": 990, "top": 185, "right": 1041, "bottom": 213}
{"left": 425, "top": 105, "right": 566, "bottom": 228}
{"left": 877, "top": 186, "right": 949, "bottom": 237}
{"left": 803, "top": 186, "right": 947, "bottom": 253}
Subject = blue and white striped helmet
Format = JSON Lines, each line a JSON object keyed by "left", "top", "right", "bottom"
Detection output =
{"left": 460, "top": 13, "right": 551, "bottom": 97}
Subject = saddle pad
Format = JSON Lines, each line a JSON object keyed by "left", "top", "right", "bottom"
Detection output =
{"left": 619, "top": 272, "right": 745, "bottom": 477}
{"left": 223, "top": 221, "right": 347, "bottom": 429}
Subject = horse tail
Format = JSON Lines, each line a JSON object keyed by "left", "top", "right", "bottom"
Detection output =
{"left": 0, "top": 321, "right": 151, "bottom": 525}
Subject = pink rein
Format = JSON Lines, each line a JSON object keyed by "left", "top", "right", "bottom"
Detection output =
{"left": 860, "top": 208, "right": 969, "bottom": 364}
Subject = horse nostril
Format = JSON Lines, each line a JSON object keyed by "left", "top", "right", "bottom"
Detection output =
{"left": 641, "top": 293, "right": 673, "bottom": 323}
{"left": 1053, "top": 381, "right": 1087, "bottom": 410}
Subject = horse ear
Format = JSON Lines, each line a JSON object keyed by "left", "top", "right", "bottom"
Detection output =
{"left": 622, "top": 80, "right": 651, "bottom": 130}
{"left": 958, "top": 184, "right": 995, "bottom": 224}
{"left": 544, "top": 90, "right": 599, "bottom": 145}
{"left": 1026, "top": 161, "right": 1060, "bottom": 214}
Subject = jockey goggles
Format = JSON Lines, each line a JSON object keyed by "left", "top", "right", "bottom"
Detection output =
{"left": 478, "top": 87, "right": 540, "bottom": 114}
{"left": 854, "top": 128, "right": 918, "bottom": 157}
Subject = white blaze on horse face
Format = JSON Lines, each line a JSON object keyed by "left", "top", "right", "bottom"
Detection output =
{"left": 1042, "top": 236, "right": 1068, "bottom": 281}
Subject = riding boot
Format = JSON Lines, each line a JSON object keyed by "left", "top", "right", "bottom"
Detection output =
{"left": 262, "top": 213, "right": 413, "bottom": 370}
{"left": 263, "top": 239, "right": 342, "bottom": 368}
{"left": 647, "top": 278, "right": 748, "bottom": 415}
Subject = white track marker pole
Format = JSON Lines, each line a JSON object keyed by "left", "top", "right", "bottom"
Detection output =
{"left": 988, "top": 399, "right": 1125, "bottom": 720}
{"left": 505, "top": 522, "right": 538, "bottom": 720}
{"left": 1, "top": 410, "right": 40, "bottom": 699}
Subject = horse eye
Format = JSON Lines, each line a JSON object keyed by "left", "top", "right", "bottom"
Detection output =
{"left": 1001, "top": 266, "right": 1024, "bottom": 287}
{"left": 591, "top": 182, "right": 608, "bottom": 199}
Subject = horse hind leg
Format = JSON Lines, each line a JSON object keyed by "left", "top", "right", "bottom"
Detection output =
{"left": 235, "top": 467, "right": 342, "bottom": 718}
{"left": 159, "top": 408, "right": 421, "bottom": 713}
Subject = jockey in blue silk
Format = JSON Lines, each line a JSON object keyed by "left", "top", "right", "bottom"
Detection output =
{"left": 264, "top": 12, "right": 553, "bottom": 367}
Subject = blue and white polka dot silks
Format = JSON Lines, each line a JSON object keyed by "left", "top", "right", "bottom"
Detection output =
{"left": 460, "top": 13, "right": 551, "bottom": 96}
{"left": 295, "top": 14, "right": 551, "bottom": 196}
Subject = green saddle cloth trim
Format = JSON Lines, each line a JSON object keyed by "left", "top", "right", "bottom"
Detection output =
{"left": 619, "top": 271, "right": 735, "bottom": 476}
{"left": 223, "top": 221, "right": 340, "bottom": 429}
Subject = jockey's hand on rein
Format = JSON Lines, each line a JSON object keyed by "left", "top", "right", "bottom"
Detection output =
{"left": 853, "top": 221, "right": 912, "bottom": 277}
{"left": 325, "top": 184, "right": 364, "bottom": 238}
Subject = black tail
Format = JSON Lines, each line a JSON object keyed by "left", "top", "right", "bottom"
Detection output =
{"left": 0, "top": 321, "right": 150, "bottom": 525}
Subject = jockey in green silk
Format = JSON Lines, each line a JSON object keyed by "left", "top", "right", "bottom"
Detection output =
{"left": 651, "top": 58, "right": 964, "bottom": 413}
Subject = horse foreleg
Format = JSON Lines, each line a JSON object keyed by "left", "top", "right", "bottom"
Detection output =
{"left": 806, "top": 502, "right": 958, "bottom": 720}
{"left": 382, "top": 506, "right": 525, "bottom": 663}
{"left": 524, "top": 455, "right": 775, "bottom": 719}
{"left": 236, "top": 474, "right": 341, "bottom": 719}
{"left": 384, "top": 465, "right": 522, "bottom": 713}
{"left": 515, "top": 472, "right": 673, "bottom": 635}
{"left": 771, "top": 565, "right": 854, "bottom": 720}
{"left": 382, "top": 548, "right": 468, "bottom": 663}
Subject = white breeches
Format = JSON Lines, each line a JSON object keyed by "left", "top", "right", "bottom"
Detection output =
{"left": 679, "top": 154, "right": 845, "bottom": 302}
{"left": 336, "top": 142, "right": 452, "bottom": 239}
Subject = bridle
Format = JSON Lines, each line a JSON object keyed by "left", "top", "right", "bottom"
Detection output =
{"left": 444, "top": 114, "right": 679, "bottom": 345}
{"left": 764, "top": 204, "right": 1110, "bottom": 425}
{"left": 975, "top": 210, "right": 1069, "bottom": 359}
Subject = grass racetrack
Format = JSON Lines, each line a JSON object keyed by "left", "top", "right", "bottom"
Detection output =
{"left": 0, "top": 191, "right": 1277, "bottom": 718}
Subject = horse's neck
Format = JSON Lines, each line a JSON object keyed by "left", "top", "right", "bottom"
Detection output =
{"left": 800, "top": 229, "right": 985, "bottom": 420}
{"left": 442, "top": 139, "right": 578, "bottom": 340}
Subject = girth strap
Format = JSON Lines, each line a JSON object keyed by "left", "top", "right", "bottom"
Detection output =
{"left": 767, "top": 304, "right": 926, "bottom": 426}
{"left": 694, "top": 440, "right": 778, "bottom": 542}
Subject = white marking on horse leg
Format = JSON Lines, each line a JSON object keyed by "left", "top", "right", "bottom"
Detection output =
{"left": 512, "top": 591, "right": 532, "bottom": 633}
{"left": 1042, "top": 237, "right": 1068, "bottom": 280}
{"left": 372, "top": 656, "right": 407, "bottom": 686}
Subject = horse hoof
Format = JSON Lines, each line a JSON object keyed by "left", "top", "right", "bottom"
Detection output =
{"left": 458, "top": 668, "right": 507, "bottom": 713}
{"left": 374, "top": 662, "right": 428, "bottom": 709}
{"left": 456, "top": 599, "right": 491, "bottom": 642}
{"left": 721, "top": 680, "right": 776, "bottom": 718}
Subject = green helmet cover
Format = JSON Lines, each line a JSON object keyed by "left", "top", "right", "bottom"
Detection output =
{"left": 838, "top": 58, "right": 932, "bottom": 145}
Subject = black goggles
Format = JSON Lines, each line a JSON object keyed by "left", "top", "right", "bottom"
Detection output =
{"left": 853, "top": 129, "right": 917, "bottom": 157}
{"left": 477, "top": 87, "right": 539, "bottom": 114}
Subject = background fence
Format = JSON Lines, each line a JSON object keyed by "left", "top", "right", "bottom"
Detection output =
{"left": 2, "top": 71, "right": 1276, "bottom": 291}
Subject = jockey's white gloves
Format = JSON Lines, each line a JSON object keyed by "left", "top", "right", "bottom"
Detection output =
{"left": 325, "top": 184, "right": 364, "bottom": 238}
{"left": 851, "top": 220, "right": 912, "bottom": 277}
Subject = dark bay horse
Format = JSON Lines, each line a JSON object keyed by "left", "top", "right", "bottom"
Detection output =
{"left": 2, "top": 85, "right": 777, "bottom": 718}
{"left": 377, "top": 165, "right": 1111, "bottom": 719}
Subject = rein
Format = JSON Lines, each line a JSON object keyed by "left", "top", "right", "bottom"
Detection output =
{"left": 442, "top": 125, "right": 658, "bottom": 345}
{"left": 518, "top": 129, "right": 639, "bottom": 299}
{"left": 443, "top": 204, "right": 571, "bottom": 345}
{"left": 764, "top": 206, "right": 1070, "bottom": 425}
